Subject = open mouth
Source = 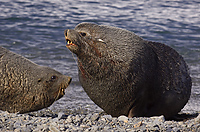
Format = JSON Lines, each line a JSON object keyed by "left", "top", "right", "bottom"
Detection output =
{"left": 60, "top": 79, "right": 71, "bottom": 95}
{"left": 55, "top": 87, "right": 65, "bottom": 101}
{"left": 55, "top": 82, "right": 70, "bottom": 101}
{"left": 66, "top": 38, "right": 76, "bottom": 47}
{"left": 61, "top": 87, "right": 66, "bottom": 95}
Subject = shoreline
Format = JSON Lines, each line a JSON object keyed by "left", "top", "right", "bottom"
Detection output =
{"left": 0, "top": 110, "right": 199, "bottom": 132}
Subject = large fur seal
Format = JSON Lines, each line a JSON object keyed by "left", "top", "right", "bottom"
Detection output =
{"left": 0, "top": 47, "right": 72, "bottom": 113}
{"left": 64, "top": 23, "right": 191, "bottom": 119}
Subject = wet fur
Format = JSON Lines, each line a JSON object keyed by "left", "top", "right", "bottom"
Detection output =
{"left": 65, "top": 23, "right": 191, "bottom": 119}
{"left": 0, "top": 47, "right": 71, "bottom": 113}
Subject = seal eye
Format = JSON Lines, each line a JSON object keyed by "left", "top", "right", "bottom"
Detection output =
{"left": 51, "top": 76, "right": 57, "bottom": 81}
{"left": 80, "top": 32, "right": 86, "bottom": 37}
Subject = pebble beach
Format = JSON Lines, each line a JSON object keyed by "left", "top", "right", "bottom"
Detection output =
{"left": 0, "top": 109, "right": 199, "bottom": 132}
{"left": 1, "top": 0, "right": 200, "bottom": 132}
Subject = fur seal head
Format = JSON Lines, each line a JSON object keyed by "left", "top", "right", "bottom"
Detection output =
{"left": 0, "top": 47, "right": 72, "bottom": 113}
{"left": 64, "top": 23, "right": 191, "bottom": 119}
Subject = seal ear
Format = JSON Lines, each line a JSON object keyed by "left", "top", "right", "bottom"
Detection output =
{"left": 38, "top": 78, "right": 42, "bottom": 82}
{"left": 97, "top": 38, "right": 104, "bottom": 42}
{"left": 97, "top": 38, "right": 106, "bottom": 44}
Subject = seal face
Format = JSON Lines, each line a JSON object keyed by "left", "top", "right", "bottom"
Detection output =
{"left": 0, "top": 47, "right": 72, "bottom": 113}
{"left": 64, "top": 23, "right": 191, "bottom": 119}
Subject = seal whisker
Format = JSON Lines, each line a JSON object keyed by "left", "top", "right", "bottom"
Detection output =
{"left": 54, "top": 88, "right": 61, "bottom": 102}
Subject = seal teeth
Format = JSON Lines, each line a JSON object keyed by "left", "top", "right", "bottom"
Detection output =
{"left": 61, "top": 83, "right": 67, "bottom": 95}
{"left": 66, "top": 39, "right": 72, "bottom": 44}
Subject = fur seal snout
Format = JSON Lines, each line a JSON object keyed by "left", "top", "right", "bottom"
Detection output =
{"left": 0, "top": 47, "right": 72, "bottom": 113}
{"left": 64, "top": 23, "right": 191, "bottom": 119}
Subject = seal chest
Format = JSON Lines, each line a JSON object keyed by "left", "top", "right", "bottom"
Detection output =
{"left": 64, "top": 23, "right": 191, "bottom": 119}
{"left": 0, "top": 47, "right": 72, "bottom": 113}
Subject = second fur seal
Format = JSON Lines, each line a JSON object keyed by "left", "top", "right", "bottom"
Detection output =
{"left": 64, "top": 23, "right": 191, "bottom": 119}
{"left": 0, "top": 47, "right": 72, "bottom": 113}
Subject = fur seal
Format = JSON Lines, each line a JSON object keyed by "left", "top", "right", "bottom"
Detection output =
{"left": 0, "top": 47, "right": 72, "bottom": 113}
{"left": 64, "top": 23, "right": 191, "bottom": 119}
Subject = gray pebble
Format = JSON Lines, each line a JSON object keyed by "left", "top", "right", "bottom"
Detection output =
{"left": 14, "top": 127, "right": 22, "bottom": 132}
{"left": 86, "top": 120, "right": 92, "bottom": 126}
{"left": 74, "top": 114, "right": 82, "bottom": 123}
{"left": 118, "top": 115, "right": 128, "bottom": 122}
{"left": 58, "top": 112, "right": 65, "bottom": 119}
{"left": 14, "top": 122, "right": 22, "bottom": 128}
{"left": 66, "top": 115, "right": 73, "bottom": 123}
{"left": 150, "top": 115, "right": 165, "bottom": 122}
{"left": 84, "top": 128, "right": 91, "bottom": 132}
{"left": 104, "top": 125, "right": 111, "bottom": 130}
{"left": 49, "top": 124, "right": 59, "bottom": 132}
{"left": 0, "top": 110, "right": 199, "bottom": 132}
{"left": 194, "top": 114, "right": 200, "bottom": 123}
{"left": 102, "top": 115, "right": 112, "bottom": 120}
{"left": 91, "top": 125, "right": 99, "bottom": 131}
{"left": 90, "top": 113, "right": 99, "bottom": 121}
{"left": 80, "top": 124, "right": 89, "bottom": 131}
{"left": 166, "top": 127, "right": 174, "bottom": 132}
{"left": 149, "top": 116, "right": 165, "bottom": 128}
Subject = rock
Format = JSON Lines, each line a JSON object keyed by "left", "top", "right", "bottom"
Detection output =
{"left": 90, "top": 126, "right": 99, "bottom": 131}
{"left": 194, "top": 114, "right": 200, "bottom": 123}
{"left": 58, "top": 112, "right": 65, "bottom": 119}
{"left": 80, "top": 124, "right": 90, "bottom": 129}
{"left": 118, "top": 115, "right": 128, "bottom": 123}
{"left": 0, "top": 110, "right": 199, "bottom": 132}
{"left": 133, "top": 121, "right": 142, "bottom": 128}
{"left": 74, "top": 115, "right": 82, "bottom": 123}
{"left": 150, "top": 115, "right": 165, "bottom": 123}
{"left": 90, "top": 113, "right": 99, "bottom": 121}
{"left": 66, "top": 115, "right": 73, "bottom": 123}
{"left": 102, "top": 115, "right": 112, "bottom": 120}
{"left": 49, "top": 124, "right": 59, "bottom": 132}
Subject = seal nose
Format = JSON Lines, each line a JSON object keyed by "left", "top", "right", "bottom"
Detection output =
{"left": 68, "top": 77, "right": 72, "bottom": 84}
{"left": 64, "top": 29, "right": 68, "bottom": 36}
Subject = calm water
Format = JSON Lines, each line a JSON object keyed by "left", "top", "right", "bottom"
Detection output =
{"left": 0, "top": 0, "right": 199, "bottom": 114}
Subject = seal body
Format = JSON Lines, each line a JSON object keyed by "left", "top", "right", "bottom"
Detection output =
{"left": 0, "top": 47, "right": 72, "bottom": 113}
{"left": 64, "top": 23, "right": 191, "bottom": 119}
